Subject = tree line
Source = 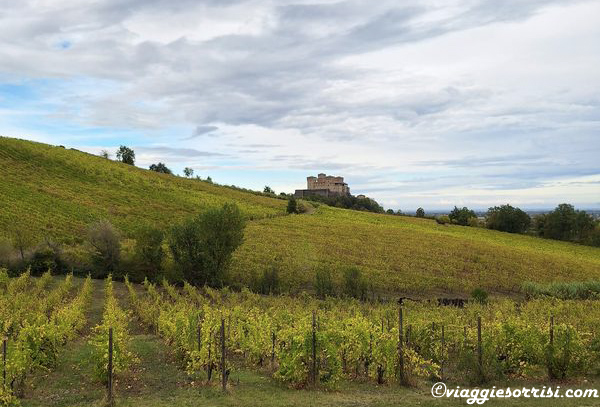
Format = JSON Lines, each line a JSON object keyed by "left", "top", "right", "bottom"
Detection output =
{"left": 411, "top": 204, "right": 599, "bottom": 247}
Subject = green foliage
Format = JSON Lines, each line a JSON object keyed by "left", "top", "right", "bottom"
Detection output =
{"left": 315, "top": 268, "right": 335, "bottom": 299}
{"left": 86, "top": 220, "right": 120, "bottom": 278}
{"left": 449, "top": 206, "right": 476, "bottom": 226}
{"left": 286, "top": 197, "right": 298, "bottom": 214}
{"left": 522, "top": 281, "right": 600, "bottom": 300}
{"left": 485, "top": 204, "right": 531, "bottom": 233}
{"left": 257, "top": 264, "right": 280, "bottom": 295}
{"left": 471, "top": 288, "right": 488, "bottom": 304}
{"left": 301, "top": 194, "right": 385, "bottom": 214}
{"left": 263, "top": 186, "right": 274, "bottom": 194}
{"left": 90, "top": 276, "right": 136, "bottom": 381}
{"left": 536, "top": 204, "right": 597, "bottom": 244}
{"left": 116, "top": 145, "right": 135, "bottom": 165}
{"left": 546, "top": 324, "right": 588, "bottom": 379}
{"left": 416, "top": 208, "right": 425, "bottom": 218}
{"left": 183, "top": 167, "right": 194, "bottom": 178}
{"left": 133, "top": 225, "right": 165, "bottom": 282}
{"left": 435, "top": 215, "right": 450, "bottom": 225}
{"left": 29, "top": 243, "right": 66, "bottom": 276}
{"left": 149, "top": 162, "right": 172, "bottom": 174}
{"left": 342, "top": 267, "right": 367, "bottom": 300}
{"left": 169, "top": 203, "right": 245, "bottom": 287}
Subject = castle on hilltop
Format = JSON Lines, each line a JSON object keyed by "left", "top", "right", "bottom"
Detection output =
{"left": 294, "top": 173, "right": 351, "bottom": 198}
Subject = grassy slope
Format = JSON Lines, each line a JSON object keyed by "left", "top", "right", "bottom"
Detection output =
{"left": 0, "top": 137, "right": 286, "bottom": 242}
{"left": 232, "top": 206, "right": 600, "bottom": 295}
{"left": 2, "top": 136, "right": 600, "bottom": 295}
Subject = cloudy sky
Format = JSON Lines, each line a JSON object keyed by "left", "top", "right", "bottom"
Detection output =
{"left": 1, "top": 0, "right": 599, "bottom": 211}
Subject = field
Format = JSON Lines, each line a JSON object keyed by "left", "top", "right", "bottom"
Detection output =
{"left": 1, "top": 137, "right": 600, "bottom": 296}
{"left": 2, "top": 274, "right": 599, "bottom": 407}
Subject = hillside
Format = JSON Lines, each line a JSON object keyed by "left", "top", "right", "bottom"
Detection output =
{"left": 2, "top": 136, "right": 600, "bottom": 295}
{"left": 0, "top": 137, "right": 286, "bottom": 243}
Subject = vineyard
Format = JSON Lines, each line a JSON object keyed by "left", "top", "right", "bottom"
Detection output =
{"left": 1, "top": 273, "right": 599, "bottom": 406}
{"left": 124, "top": 278, "right": 600, "bottom": 390}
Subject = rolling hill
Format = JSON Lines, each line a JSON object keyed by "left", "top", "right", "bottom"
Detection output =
{"left": 2, "top": 136, "right": 599, "bottom": 295}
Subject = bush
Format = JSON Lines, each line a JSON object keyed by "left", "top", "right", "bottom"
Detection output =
{"left": 149, "top": 162, "right": 172, "bottom": 174}
{"left": 435, "top": 215, "right": 451, "bottom": 225}
{"left": 485, "top": 204, "right": 531, "bottom": 234}
{"left": 342, "top": 266, "right": 367, "bottom": 300}
{"left": 257, "top": 264, "right": 280, "bottom": 295}
{"left": 521, "top": 281, "right": 600, "bottom": 300}
{"left": 169, "top": 203, "right": 245, "bottom": 287}
{"left": 449, "top": 206, "right": 476, "bottom": 226}
{"left": 116, "top": 145, "right": 135, "bottom": 165}
{"left": 287, "top": 197, "right": 297, "bottom": 214}
{"left": 133, "top": 225, "right": 165, "bottom": 282}
{"left": 29, "top": 243, "right": 67, "bottom": 275}
{"left": 87, "top": 220, "right": 121, "bottom": 278}
{"left": 315, "top": 267, "right": 335, "bottom": 299}
{"left": 546, "top": 324, "right": 588, "bottom": 379}
{"left": 471, "top": 288, "right": 488, "bottom": 305}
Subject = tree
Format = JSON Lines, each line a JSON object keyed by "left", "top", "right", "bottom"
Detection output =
{"left": 485, "top": 204, "right": 531, "bottom": 234}
{"left": 263, "top": 186, "right": 274, "bottom": 194}
{"left": 100, "top": 150, "right": 110, "bottom": 159}
{"left": 87, "top": 220, "right": 120, "bottom": 277}
{"left": 134, "top": 225, "right": 165, "bottom": 281}
{"left": 287, "top": 196, "right": 298, "bottom": 214}
{"left": 116, "top": 145, "right": 135, "bottom": 165}
{"left": 416, "top": 207, "right": 425, "bottom": 218}
{"left": 11, "top": 227, "right": 35, "bottom": 261}
{"left": 149, "top": 162, "right": 172, "bottom": 174}
{"left": 183, "top": 167, "right": 194, "bottom": 178}
{"left": 169, "top": 203, "right": 245, "bottom": 287}
{"left": 449, "top": 206, "right": 476, "bottom": 226}
{"left": 206, "top": 176, "right": 213, "bottom": 183}
{"left": 386, "top": 209, "right": 394, "bottom": 215}
{"left": 541, "top": 203, "right": 596, "bottom": 242}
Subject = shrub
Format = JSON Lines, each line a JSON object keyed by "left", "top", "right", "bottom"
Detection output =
{"left": 315, "top": 267, "right": 335, "bottom": 299}
{"left": 287, "top": 197, "right": 298, "bottom": 214}
{"left": 546, "top": 324, "right": 588, "bottom": 379}
{"left": 257, "top": 264, "right": 280, "bottom": 295}
{"left": 169, "top": 203, "right": 245, "bottom": 287}
{"left": 29, "top": 244, "right": 67, "bottom": 275}
{"left": 471, "top": 288, "right": 488, "bottom": 305}
{"left": 149, "top": 162, "right": 172, "bottom": 174}
{"left": 435, "top": 215, "right": 451, "bottom": 225}
{"left": 486, "top": 204, "right": 531, "bottom": 234}
{"left": 116, "top": 145, "right": 135, "bottom": 165}
{"left": 133, "top": 225, "right": 165, "bottom": 282}
{"left": 449, "top": 206, "right": 476, "bottom": 226}
{"left": 342, "top": 266, "right": 367, "bottom": 300}
{"left": 87, "top": 220, "right": 121, "bottom": 278}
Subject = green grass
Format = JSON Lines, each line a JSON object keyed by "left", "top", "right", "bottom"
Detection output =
{"left": 231, "top": 206, "right": 600, "bottom": 295}
{"left": 2, "top": 136, "right": 600, "bottom": 296}
{"left": 0, "top": 137, "right": 286, "bottom": 243}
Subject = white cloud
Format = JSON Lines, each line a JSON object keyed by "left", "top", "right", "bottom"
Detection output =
{"left": 0, "top": 0, "right": 598, "bottom": 209}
